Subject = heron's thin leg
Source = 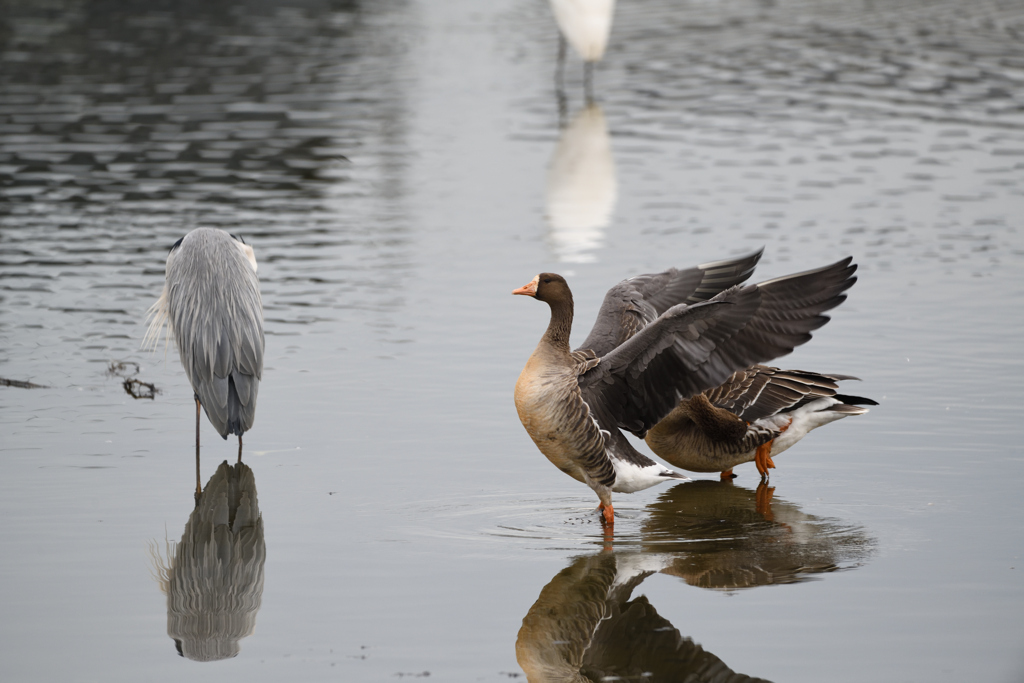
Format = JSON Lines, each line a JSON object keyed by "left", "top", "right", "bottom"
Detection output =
{"left": 237, "top": 434, "right": 243, "bottom": 464}
{"left": 195, "top": 396, "right": 202, "bottom": 501}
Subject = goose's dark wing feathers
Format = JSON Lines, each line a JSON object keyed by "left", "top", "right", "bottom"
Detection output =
{"left": 579, "top": 258, "right": 857, "bottom": 438}
{"left": 705, "top": 365, "right": 862, "bottom": 423}
{"left": 577, "top": 249, "right": 763, "bottom": 358}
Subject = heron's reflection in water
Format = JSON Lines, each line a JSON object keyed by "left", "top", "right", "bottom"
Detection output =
{"left": 642, "top": 480, "right": 875, "bottom": 590}
{"left": 150, "top": 460, "right": 266, "bottom": 661}
{"left": 516, "top": 481, "right": 874, "bottom": 681}
{"left": 545, "top": 103, "right": 617, "bottom": 264}
{"left": 517, "top": 551, "right": 771, "bottom": 683}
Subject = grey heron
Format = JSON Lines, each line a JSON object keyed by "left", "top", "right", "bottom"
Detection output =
{"left": 144, "top": 228, "right": 264, "bottom": 497}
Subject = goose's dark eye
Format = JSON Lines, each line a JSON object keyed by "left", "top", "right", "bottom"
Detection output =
{"left": 543, "top": 278, "right": 551, "bottom": 284}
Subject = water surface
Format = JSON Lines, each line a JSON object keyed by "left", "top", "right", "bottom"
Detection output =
{"left": 2, "top": 1, "right": 1023, "bottom": 681}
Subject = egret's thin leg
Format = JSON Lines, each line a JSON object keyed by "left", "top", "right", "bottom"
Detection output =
{"left": 583, "top": 61, "right": 594, "bottom": 105}
{"left": 556, "top": 34, "right": 567, "bottom": 90}
{"left": 555, "top": 36, "right": 569, "bottom": 127}
{"left": 195, "top": 396, "right": 202, "bottom": 500}
{"left": 237, "top": 434, "right": 243, "bottom": 464}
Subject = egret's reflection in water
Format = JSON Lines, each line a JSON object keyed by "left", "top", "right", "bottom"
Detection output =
{"left": 642, "top": 481, "right": 875, "bottom": 590}
{"left": 545, "top": 104, "right": 617, "bottom": 264}
{"left": 516, "top": 482, "right": 874, "bottom": 680}
{"left": 150, "top": 461, "right": 265, "bottom": 661}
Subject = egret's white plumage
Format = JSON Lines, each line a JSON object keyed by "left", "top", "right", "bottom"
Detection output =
{"left": 549, "top": 0, "right": 616, "bottom": 62}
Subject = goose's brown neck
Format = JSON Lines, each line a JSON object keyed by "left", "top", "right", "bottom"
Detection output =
{"left": 542, "top": 296, "right": 574, "bottom": 351}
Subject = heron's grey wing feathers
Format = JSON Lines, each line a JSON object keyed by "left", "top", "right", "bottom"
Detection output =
{"left": 576, "top": 249, "right": 763, "bottom": 358}
{"left": 580, "top": 258, "right": 856, "bottom": 438}
{"left": 165, "top": 229, "right": 264, "bottom": 437}
{"left": 232, "top": 373, "right": 255, "bottom": 408}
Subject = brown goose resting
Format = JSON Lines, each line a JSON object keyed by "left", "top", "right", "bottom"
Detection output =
{"left": 645, "top": 365, "right": 877, "bottom": 480}
{"left": 512, "top": 250, "right": 857, "bottom": 526}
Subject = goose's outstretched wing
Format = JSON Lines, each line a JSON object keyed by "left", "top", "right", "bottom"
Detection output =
{"left": 704, "top": 365, "right": 861, "bottom": 423}
{"left": 576, "top": 249, "right": 763, "bottom": 358}
{"left": 579, "top": 258, "right": 857, "bottom": 438}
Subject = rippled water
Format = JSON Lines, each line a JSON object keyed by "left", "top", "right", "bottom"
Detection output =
{"left": 2, "top": 0, "right": 1023, "bottom": 681}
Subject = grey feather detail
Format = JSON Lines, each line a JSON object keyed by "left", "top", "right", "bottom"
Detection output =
{"left": 571, "top": 349, "right": 601, "bottom": 375}
{"left": 579, "top": 257, "right": 856, "bottom": 439}
{"left": 545, "top": 371, "right": 617, "bottom": 488}
{"left": 161, "top": 228, "right": 264, "bottom": 438}
{"left": 706, "top": 365, "right": 862, "bottom": 423}
{"left": 577, "top": 249, "right": 763, "bottom": 358}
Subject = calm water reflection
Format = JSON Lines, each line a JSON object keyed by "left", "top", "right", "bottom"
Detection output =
{"left": 518, "top": 551, "right": 771, "bottom": 683}
{"left": 545, "top": 104, "right": 617, "bottom": 263}
{"left": 516, "top": 483, "right": 869, "bottom": 681}
{"left": 2, "top": 0, "right": 1023, "bottom": 681}
{"left": 643, "top": 481, "right": 874, "bottom": 590}
{"left": 150, "top": 461, "right": 265, "bottom": 661}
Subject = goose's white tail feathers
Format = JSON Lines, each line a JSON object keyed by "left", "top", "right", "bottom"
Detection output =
{"left": 610, "top": 458, "right": 689, "bottom": 494}
{"left": 769, "top": 397, "right": 870, "bottom": 457}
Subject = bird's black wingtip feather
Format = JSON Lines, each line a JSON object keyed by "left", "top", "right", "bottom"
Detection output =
{"left": 835, "top": 394, "right": 879, "bottom": 406}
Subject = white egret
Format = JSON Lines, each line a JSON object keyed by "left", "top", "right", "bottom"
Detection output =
{"left": 549, "top": 0, "right": 616, "bottom": 99}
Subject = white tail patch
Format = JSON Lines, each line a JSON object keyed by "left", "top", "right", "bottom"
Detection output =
{"left": 767, "top": 397, "right": 869, "bottom": 457}
{"left": 610, "top": 459, "right": 689, "bottom": 493}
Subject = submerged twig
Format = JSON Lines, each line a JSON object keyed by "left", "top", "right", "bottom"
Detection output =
{"left": 0, "top": 377, "right": 46, "bottom": 389}
{"left": 124, "top": 378, "right": 159, "bottom": 399}
{"left": 107, "top": 361, "right": 141, "bottom": 378}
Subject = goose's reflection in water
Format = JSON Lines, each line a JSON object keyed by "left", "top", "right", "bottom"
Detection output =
{"left": 517, "top": 551, "right": 771, "bottom": 683}
{"left": 545, "top": 104, "right": 617, "bottom": 264}
{"left": 642, "top": 480, "right": 875, "bottom": 590}
{"left": 150, "top": 461, "right": 265, "bottom": 661}
{"left": 517, "top": 482, "right": 874, "bottom": 681}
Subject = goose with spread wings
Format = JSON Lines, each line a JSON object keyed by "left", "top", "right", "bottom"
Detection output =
{"left": 646, "top": 365, "right": 878, "bottom": 480}
{"left": 512, "top": 250, "right": 856, "bottom": 525}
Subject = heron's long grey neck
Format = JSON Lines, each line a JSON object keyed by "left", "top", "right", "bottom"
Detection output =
{"left": 543, "top": 297, "right": 574, "bottom": 351}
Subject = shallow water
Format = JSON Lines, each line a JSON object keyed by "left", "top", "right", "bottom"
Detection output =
{"left": 1, "top": 0, "right": 1023, "bottom": 681}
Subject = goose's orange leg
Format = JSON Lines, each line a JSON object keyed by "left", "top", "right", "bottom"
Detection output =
{"left": 720, "top": 468, "right": 736, "bottom": 480}
{"left": 754, "top": 440, "right": 776, "bottom": 479}
{"left": 755, "top": 420, "right": 792, "bottom": 479}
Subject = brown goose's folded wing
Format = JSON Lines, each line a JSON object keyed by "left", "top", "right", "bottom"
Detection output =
{"left": 705, "top": 365, "right": 861, "bottom": 423}
{"left": 576, "top": 249, "right": 763, "bottom": 358}
{"left": 579, "top": 258, "right": 857, "bottom": 438}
